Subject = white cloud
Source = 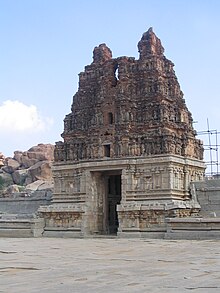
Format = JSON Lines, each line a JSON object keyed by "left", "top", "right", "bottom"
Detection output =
{"left": 0, "top": 100, "right": 53, "bottom": 133}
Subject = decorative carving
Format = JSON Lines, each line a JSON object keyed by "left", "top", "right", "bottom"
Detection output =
{"left": 42, "top": 211, "right": 82, "bottom": 229}
{"left": 55, "top": 28, "right": 203, "bottom": 163}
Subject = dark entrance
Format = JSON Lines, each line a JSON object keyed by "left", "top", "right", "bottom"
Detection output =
{"left": 105, "top": 174, "right": 121, "bottom": 234}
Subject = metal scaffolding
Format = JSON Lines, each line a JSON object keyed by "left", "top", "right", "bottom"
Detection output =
{"left": 197, "top": 119, "right": 220, "bottom": 177}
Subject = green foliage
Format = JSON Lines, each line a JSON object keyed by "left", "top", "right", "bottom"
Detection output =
{"left": 0, "top": 176, "right": 4, "bottom": 190}
{"left": 18, "top": 185, "right": 25, "bottom": 192}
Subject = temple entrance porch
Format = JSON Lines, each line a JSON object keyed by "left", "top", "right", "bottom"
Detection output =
{"left": 41, "top": 156, "right": 204, "bottom": 238}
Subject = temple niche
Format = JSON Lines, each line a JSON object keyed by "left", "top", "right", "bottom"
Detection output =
{"left": 40, "top": 28, "right": 205, "bottom": 238}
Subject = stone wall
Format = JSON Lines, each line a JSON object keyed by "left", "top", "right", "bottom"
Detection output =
{"left": 0, "top": 195, "right": 51, "bottom": 216}
{"left": 194, "top": 178, "right": 220, "bottom": 217}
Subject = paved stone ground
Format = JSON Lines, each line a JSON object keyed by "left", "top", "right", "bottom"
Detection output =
{"left": 0, "top": 238, "right": 220, "bottom": 292}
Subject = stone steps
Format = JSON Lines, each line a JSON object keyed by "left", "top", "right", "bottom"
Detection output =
{"left": 165, "top": 217, "right": 220, "bottom": 240}
{"left": 0, "top": 215, "right": 44, "bottom": 238}
{"left": 0, "top": 218, "right": 33, "bottom": 237}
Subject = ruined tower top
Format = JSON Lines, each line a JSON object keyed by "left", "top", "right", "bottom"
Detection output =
{"left": 54, "top": 28, "right": 203, "bottom": 163}
{"left": 93, "top": 43, "right": 112, "bottom": 63}
{"left": 138, "top": 27, "right": 164, "bottom": 58}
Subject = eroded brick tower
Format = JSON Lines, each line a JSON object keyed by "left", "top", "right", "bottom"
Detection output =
{"left": 40, "top": 28, "right": 205, "bottom": 237}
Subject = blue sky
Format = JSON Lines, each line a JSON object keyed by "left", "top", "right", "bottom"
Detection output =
{"left": 1, "top": 0, "right": 220, "bottom": 170}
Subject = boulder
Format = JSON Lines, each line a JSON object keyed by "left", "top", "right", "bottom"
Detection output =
{"left": 27, "top": 161, "right": 52, "bottom": 182}
{"left": 0, "top": 172, "right": 14, "bottom": 191}
{"left": 27, "top": 151, "right": 46, "bottom": 161}
{"left": 0, "top": 143, "right": 54, "bottom": 198}
{"left": 2, "top": 158, "right": 20, "bottom": 174}
{"left": 13, "top": 144, "right": 54, "bottom": 168}
{"left": 26, "top": 180, "right": 46, "bottom": 192}
{"left": 20, "top": 153, "right": 38, "bottom": 168}
{"left": 24, "top": 173, "right": 35, "bottom": 185}
{"left": 26, "top": 180, "right": 53, "bottom": 198}
{"left": 12, "top": 169, "right": 28, "bottom": 185}
{"left": 27, "top": 144, "right": 54, "bottom": 161}
{"left": 0, "top": 152, "right": 5, "bottom": 166}
{"left": 37, "top": 180, "right": 54, "bottom": 191}
{"left": 13, "top": 151, "right": 23, "bottom": 165}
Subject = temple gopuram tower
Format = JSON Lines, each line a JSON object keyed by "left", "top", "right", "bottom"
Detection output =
{"left": 39, "top": 28, "right": 205, "bottom": 238}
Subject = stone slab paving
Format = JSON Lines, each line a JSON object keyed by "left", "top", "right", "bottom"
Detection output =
{"left": 0, "top": 238, "right": 220, "bottom": 292}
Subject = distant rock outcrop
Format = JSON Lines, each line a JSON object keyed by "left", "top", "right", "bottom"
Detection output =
{"left": 0, "top": 152, "right": 5, "bottom": 167}
{"left": 0, "top": 144, "right": 54, "bottom": 198}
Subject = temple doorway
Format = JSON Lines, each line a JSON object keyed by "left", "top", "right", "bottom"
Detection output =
{"left": 91, "top": 170, "right": 122, "bottom": 235}
{"left": 106, "top": 174, "right": 121, "bottom": 234}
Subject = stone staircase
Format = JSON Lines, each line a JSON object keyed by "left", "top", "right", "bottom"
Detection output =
{"left": 0, "top": 213, "right": 33, "bottom": 237}
{"left": 0, "top": 213, "right": 44, "bottom": 237}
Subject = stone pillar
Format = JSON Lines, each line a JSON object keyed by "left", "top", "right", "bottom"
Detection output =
{"left": 184, "top": 167, "right": 189, "bottom": 194}
{"left": 82, "top": 171, "right": 106, "bottom": 235}
{"left": 121, "top": 169, "right": 127, "bottom": 203}
{"left": 167, "top": 167, "right": 173, "bottom": 190}
{"left": 31, "top": 218, "right": 45, "bottom": 237}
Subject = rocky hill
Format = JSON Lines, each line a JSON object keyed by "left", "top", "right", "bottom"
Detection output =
{"left": 0, "top": 144, "right": 54, "bottom": 198}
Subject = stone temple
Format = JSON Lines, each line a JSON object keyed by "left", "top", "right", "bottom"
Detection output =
{"left": 39, "top": 28, "right": 205, "bottom": 237}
